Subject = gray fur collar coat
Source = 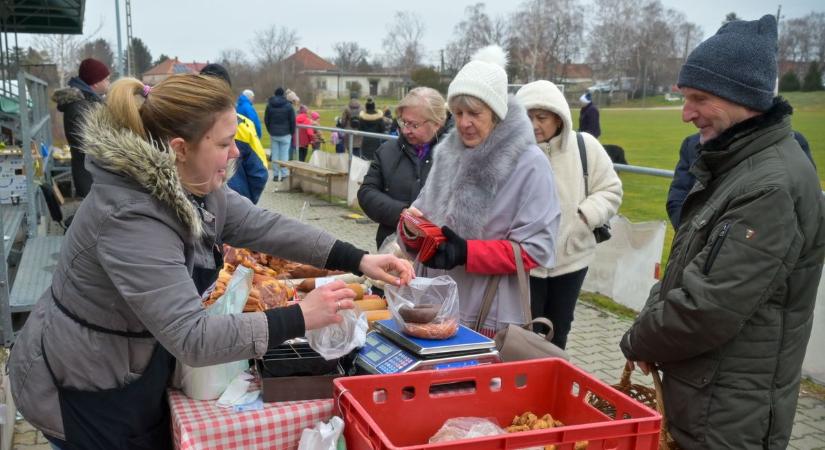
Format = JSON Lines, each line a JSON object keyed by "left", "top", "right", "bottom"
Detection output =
{"left": 412, "top": 97, "right": 561, "bottom": 330}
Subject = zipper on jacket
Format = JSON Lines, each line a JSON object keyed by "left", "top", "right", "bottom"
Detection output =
{"left": 703, "top": 222, "right": 731, "bottom": 275}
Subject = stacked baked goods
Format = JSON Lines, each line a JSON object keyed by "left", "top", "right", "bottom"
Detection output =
{"left": 204, "top": 245, "right": 344, "bottom": 312}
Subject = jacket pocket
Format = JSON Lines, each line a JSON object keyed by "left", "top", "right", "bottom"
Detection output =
{"left": 703, "top": 222, "right": 731, "bottom": 275}
{"left": 565, "top": 214, "right": 595, "bottom": 256}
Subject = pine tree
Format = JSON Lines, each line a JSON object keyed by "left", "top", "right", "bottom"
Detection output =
{"left": 801, "top": 61, "right": 824, "bottom": 91}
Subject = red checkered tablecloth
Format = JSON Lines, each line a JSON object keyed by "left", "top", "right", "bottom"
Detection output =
{"left": 169, "top": 389, "right": 334, "bottom": 450}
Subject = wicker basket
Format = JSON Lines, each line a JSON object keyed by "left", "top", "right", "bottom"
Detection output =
{"left": 588, "top": 362, "right": 679, "bottom": 450}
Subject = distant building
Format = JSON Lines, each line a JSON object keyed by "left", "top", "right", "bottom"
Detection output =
{"left": 142, "top": 57, "right": 208, "bottom": 85}
{"left": 283, "top": 47, "right": 407, "bottom": 99}
{"left": 558, "top": 63, "right": 594, "bottom": 85}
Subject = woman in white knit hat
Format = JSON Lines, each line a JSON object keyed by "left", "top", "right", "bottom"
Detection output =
{"left": 399, "top": 46, "right": 561, "bottom": 336}
{"left": 516, "top": 80, "right": 622, "bottom": 348}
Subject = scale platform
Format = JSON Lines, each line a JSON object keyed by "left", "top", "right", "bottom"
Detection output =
{"left": 374, "top": 319, "right": 496, "bottom": 355}
{"left": 356, "top": 320, "right": 500, "bottom": 374}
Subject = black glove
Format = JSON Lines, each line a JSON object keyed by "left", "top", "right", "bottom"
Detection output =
{"left": 424, "top": 226, "right": 467, "bottom": 270}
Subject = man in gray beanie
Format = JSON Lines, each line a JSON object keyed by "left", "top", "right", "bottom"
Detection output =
{"left": 621, "top": 14, "right": 825, "bottom": 449}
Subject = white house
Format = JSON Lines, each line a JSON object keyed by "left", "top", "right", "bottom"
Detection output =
{"left": 283, "top": 48, "right": 407, "bottom": 99}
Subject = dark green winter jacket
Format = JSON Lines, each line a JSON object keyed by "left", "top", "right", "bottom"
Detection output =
{"left": 621, "top": 99, "right": 825, "bottom": 449}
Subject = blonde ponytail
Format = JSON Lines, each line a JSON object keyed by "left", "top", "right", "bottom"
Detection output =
{"left": 106, "top": 77, "right": 148, "bottom": 138}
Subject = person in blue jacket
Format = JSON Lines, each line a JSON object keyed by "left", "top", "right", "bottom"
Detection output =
{"left": 236, "top": 89, "right": 262, "bottom": 138}
{"left": 227, "top": 114, "right": 269, "bottom": 203}
{"left": 666, "top": 130, "right": 813, "bottom": 229}
{"left": 200, "top": 64, "right": 269, "bottom": 204}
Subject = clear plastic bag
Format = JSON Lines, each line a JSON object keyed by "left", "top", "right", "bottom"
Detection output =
{"left": 181, "top": 266, "right": 252, "bottom": 400}
{"left": 306, "top": 309, "right": 368, "bottom": 360}
{"left": 385, "top": 276, "right": 460, "bottom": 340}
{"left": 429, "top": 417, "right": 505, "bottom": 443}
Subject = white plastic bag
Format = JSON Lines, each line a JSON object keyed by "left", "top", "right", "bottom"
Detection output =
{"left": 306, "top": 309, "right": 367, "bottom": 360}
{"left": 429, "top": 417, "right": 505, "bottom": 443}
{"left": 385, "top": 276, "right": 460, "bottom": 340}
{"left": 298, "top": 416, "right": 345, "bottom": 450}
{"left": 181, "top": 266, "right": 252, "bottom": 400}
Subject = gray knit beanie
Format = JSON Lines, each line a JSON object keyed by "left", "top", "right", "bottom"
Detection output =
{"left": 678, "top": 14, "right": 777, "bottom": 112}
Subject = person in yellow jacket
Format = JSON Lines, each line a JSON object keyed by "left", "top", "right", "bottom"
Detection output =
{"left": 200, "top": 63, "right": 269, "bottom": 203}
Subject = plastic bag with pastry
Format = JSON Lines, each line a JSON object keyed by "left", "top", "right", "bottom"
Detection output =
{"left": 385, "top": 275, "right": 460, "bottom": 340}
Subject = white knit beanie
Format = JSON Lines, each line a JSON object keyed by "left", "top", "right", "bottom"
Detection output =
{"left": 447, "top": 45, "right": 509, "bottom": 120}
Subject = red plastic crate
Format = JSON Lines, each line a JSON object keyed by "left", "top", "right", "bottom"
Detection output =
{"left": 334, "top": 358, "right": 661, "bottom": 449}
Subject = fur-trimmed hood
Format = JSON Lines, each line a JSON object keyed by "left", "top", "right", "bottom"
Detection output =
{"left": 79, "top": 104, "right": 203, "bottom": 237}
{"left": 52, "top": 77, "right": 102, "bottom": 112}
{"left": 359, "top": 110, "right": 384, "bottom": 121}
{"left": 416, "top": 96, "right": 537, "bottom": 239}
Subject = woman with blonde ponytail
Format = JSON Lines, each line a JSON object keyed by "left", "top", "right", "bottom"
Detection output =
{"left": 9, "top": 74, "right": 413, "bottom": 450}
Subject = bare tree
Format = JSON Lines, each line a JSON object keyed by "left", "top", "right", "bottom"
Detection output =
{"left": 510, "top": 0, "right": 584, "bottom": 82}
{"left": 332, "top": 42, "right": 369, "bottom": 71}
{"left": 444, "top": 3, "right": 509, "bottom": 74}
{"left": 676, "top": 21, "right": 703, "bottom": 61}
{"left": 382, "top": 11, "right": 426, "bottom": 72}
{"left": 588, "top": 0, "right": 642, "bottom": 84}
{"left": 251, "top": 25, "right": 300, "bottom": 67}
{"left": 217, "top": 48, "right": 255, "bottom": 90}
{"left": 779, "top": 12, "right": 825, "bottom": 65}
{"left": 587, "top": 0, "right": 698, "bottom": 96}
{"left": 32, "top": 21, "right": 103, "bottom": 85}
{"left": 33, "top": 35, "right": 85, "bottom": 85}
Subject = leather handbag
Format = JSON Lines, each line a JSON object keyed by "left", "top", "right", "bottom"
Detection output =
{"left": 474, "top": 242, "right": 569, "bottom": 362}
{"left": 576, "top": 132, "right": 611, "bottom": 243}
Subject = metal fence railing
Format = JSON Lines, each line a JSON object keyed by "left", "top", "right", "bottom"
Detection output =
{"left": 294, "top": 123, "right": 823, "bottom": 194}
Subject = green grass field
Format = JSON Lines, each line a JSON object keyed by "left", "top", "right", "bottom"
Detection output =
{"left": 253, "top": 91, "right": 825, "bottom": 264}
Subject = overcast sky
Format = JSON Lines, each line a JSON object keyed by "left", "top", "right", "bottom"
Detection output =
{"left": 19, "top": 0, "right": 824, "bottom": 66}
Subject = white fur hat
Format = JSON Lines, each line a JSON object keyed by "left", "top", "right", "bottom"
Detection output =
{"left": 447, "top": 45, "right": 509, "bottom": 119}
{"left": 242, "top": 89, "right": 254, "bottom": 99}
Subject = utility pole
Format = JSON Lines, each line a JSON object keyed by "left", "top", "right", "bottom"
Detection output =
{"left": 125, "top": 0, "right": 133, "bottom": 76}
{"left": 114, "top": 0, "right": 123, "bottom": 77}
{"left": 440, "top": 49, "right": 444, "bottom": 74}
{"left": 776, "top": 4, "right": 782, "bottom": 23}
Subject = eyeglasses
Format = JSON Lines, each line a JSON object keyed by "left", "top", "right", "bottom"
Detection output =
{"left": 398, "top": 119, "right": 429, "bottom": 130}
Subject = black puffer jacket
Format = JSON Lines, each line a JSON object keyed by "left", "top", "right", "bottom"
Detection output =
{"left": 621, "top": 99, "right": 825, "bottom": 449}
{"left": 53, "top": 77, "right": 103, "bottom": 197}
{"left": 263, "top": 95, "right": 295, "bottom": 137}
{"left": 358, "top": 110, "right": 387, "bottom": 161}
{"left": 357, "top": 129, "right": 445, "bottom": 249}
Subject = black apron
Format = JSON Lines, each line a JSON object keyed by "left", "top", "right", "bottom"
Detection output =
{"left": 43, "top": 243, "right": 224, "bottom": 450}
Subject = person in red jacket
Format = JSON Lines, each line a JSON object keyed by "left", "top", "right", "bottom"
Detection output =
{"left": 295, "top": 105, "right": 315, "bottom": 162}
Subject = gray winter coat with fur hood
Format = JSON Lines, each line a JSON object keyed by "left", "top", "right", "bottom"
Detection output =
{"left": 410, "top": 97, "right": 561, "bottom": 331}
{"left": 8, "top": 105, "right": 344, "bottom": 439}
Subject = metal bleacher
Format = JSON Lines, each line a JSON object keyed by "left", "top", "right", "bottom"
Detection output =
{"left": 0, "top": 71, "right": 62, "bottom": 347}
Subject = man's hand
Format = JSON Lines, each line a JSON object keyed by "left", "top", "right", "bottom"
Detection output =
{"left": 626, "top": 359, "right": 653, "bottom": 375}
{"left": 359, "top": 254, "right": 414, "bottom": 286}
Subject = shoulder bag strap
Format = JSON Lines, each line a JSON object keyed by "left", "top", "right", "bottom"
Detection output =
{"left": 475, "top": 275, "right": 500, "bottom": 332}
{"left": 576, "top": 132, "right": 590, "bottom": 198}
{"left": 475, "top": 242, "right": 533, "bottom": 332}
{"left": 510, "top": 241, "right": 533, "bottom": 330}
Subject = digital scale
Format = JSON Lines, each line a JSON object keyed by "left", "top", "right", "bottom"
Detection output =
{"left": 356, "top": 319, "right": 501, "bottom": 374}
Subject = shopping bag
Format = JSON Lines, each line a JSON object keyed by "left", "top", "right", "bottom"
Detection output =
{"left": 180, "top": 266, "right": 252, "bottom": 400}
